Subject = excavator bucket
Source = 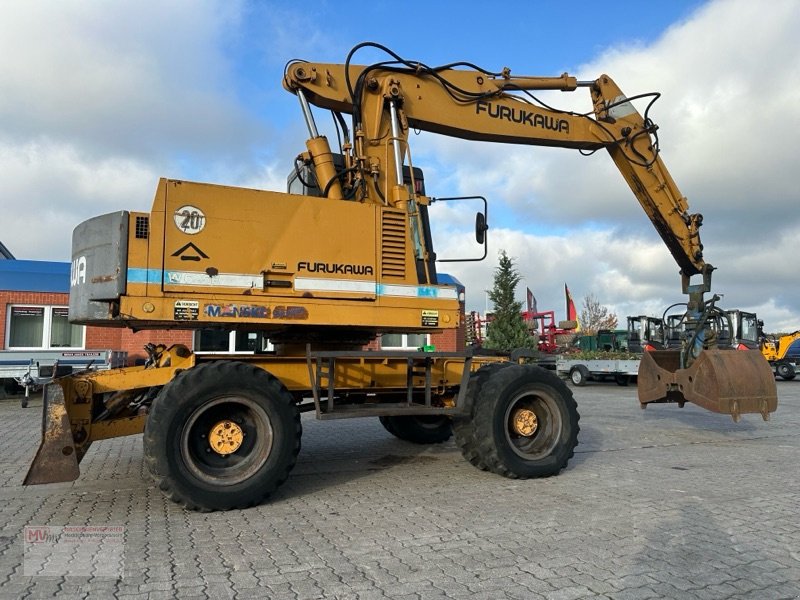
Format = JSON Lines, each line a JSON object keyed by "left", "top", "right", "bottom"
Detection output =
{"left": 24, "top": 382, "right": 80, "bottom": 485}
{"left": 638, "top": 349, "right": 777, "bottom": 421}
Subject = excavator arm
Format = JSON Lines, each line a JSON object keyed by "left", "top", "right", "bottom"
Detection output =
{"left": 283, "top": 49, "right": 704, "bottom": 279}
{"left": 283, "top": 43, "right": 776, "bottom": 420}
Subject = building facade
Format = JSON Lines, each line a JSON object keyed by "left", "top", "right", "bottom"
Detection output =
{"left": 0, "top": 259, "right": 192, "bottom": 365}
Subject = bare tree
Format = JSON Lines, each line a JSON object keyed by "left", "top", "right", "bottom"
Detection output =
{"left": 579, "top": 293, "right": 618, "bottom": 335}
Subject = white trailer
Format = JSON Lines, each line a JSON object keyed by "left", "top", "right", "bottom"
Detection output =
{"left": 556, "top": 357, "right": 640, "bottom": 387}
{"left": 0, "top": 349, "right": 127, "bottom": 406}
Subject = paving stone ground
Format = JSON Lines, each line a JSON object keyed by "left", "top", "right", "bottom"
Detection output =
{"left": 0, "top": 377, "right": 798, "bottom": 599}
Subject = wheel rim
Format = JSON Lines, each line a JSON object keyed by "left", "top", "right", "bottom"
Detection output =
{"left": 180, "top": 396, "right": 274, "bottom": 486}
{"left": 503, "top": 388, "right": 562, "bottom": 460}
{"left": 571, "top": 370, "right": 581, "bottom": 385}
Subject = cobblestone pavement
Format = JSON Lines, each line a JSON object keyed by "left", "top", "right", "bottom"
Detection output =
{"left": 0, "top": 379, "right": 798, "bottom": 599}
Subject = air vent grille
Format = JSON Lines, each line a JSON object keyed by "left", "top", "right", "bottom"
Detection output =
{"left": 135, "top": 216, "right": 149, "bottom": 239}
{"left": 381, "top": 211, "right": 406, "bottom": 279}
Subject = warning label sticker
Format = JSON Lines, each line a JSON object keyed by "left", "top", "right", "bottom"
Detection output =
{"left": 421, "top": 310, "right": 439, "bottom": 327}
{"left": 174, "top": 300, "right": 199, "bottom": 321}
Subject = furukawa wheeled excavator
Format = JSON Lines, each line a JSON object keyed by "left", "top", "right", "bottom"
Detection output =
{"left": 25, "top": 43, "right": 778, "bottom": 511}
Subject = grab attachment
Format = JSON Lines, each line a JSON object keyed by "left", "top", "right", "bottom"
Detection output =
{"left": 638, "top": 349, "right": 777, "bottom": 421}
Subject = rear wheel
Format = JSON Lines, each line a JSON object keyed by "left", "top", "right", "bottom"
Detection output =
{"left": 456, "top": 364, "right": 579, "bottom": 478}
{"left": 614, "top": 373, "right": 630, "bottom": 386}
{"left": 144, "top": 361, "right": 301, "bottom": 511}
{"left": 776, "top": 362, "right": 796, "bottom": 380}
{"left": 379, "top": 415, "right": 452, "bottom": 444}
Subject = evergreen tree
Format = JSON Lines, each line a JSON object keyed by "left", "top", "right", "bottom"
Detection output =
{"left": 484, "top": 250, "right": 537, "bottom": 352}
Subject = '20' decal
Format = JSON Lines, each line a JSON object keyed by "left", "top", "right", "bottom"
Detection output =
{"left": 173, "top": 205, "right": 206, "bottom": 235}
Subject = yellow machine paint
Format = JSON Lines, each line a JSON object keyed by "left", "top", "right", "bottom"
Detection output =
{"left": 97, "top": 179, "right": 460, "bottom": 334}
{"left": 760, "top": 330, "right": 800, "bottom": 379}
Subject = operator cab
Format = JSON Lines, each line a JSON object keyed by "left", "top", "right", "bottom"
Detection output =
{"left": 723, "top": 310, "right": 760, "bottom": 350}
{"left": 663, "top": 314, "right": 686, "bottom": 349}
{"left": 627, "top": 315, "right": 665, "bottom": 353}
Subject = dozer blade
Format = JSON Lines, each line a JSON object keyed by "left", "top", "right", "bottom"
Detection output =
{"left": 24, "top": 383, "right": 80, "bottom": 485}
{"left": 638, "top": 349, "right": 777, "bottom": 421}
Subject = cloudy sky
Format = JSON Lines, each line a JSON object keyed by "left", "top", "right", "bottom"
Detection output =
{"left": 1, "top": 0, "right": 798, "bottom": 332}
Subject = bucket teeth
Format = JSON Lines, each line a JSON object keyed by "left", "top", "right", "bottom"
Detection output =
{"left": 638, "top": 349, "right": 778, "bottom": 421}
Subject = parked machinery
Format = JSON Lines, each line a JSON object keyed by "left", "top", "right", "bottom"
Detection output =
{"left": 761, "top": 330, "right": 800, "bottom": 380}
{"left": 627, "top": 316, "right": 664, "bottom": 353}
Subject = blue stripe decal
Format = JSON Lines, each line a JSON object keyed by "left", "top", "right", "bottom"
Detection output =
{"left": 127, "top": 268, "right": 455, "bottom": 299}
{"left": 376, "top": 284, "right": 457, "bottom": 299}
{"left": 127, "top": 268, "right": 162, "bottom": 284}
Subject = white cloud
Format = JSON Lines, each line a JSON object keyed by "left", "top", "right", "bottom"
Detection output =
{"left": 0, "top": 0, "right": 264, "bottom": 162}
{"left": 0, "top": 0, "right": 279, "bottom": 260}
{"left": 418, "top": 0, "right": 800, "bottom": 331}
{"left": 0, "top": 138, "right": 157, "bottom": 260}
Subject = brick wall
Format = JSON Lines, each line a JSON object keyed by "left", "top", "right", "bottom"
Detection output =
{"left": 0, "top": 291, "right": 70, "bottom": 350}
{"left": 431, "top": 327, "right": 461, "bottom": 352}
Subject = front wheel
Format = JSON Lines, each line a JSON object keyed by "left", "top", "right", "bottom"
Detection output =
{"left": 144, "top": 361, "right": 301, "bottom": 511}
{"left": 569, "top": 365, "right": 589, "bottom": 386}
{"left": 776, "top": 362, "right": 796, "bottom": 380}
{"left": 455, "top": 364, "right": 579, "bottom": 479}
{"left": 379, "top": 415, "right": 453, "bottom": 444}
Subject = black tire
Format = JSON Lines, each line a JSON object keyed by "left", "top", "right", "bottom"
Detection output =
{"left": 379, "top": 415, "right": 453, "bottom": 444}
{"left": 458, "top": 364, "right": 579, "bottom": 479}
{"left": 614, "top": 373, "right": 630, "bottom": 386}
{"left": 569, "top": 365, "right": 590, "bottom": 386}
{"left": 143, "top": 361, "right": 301, "bottom": 511}
{"left": 3, "top": 378, "right": 22, "bottom": 396}
{"left": 453, "top": 362, "right": 515, "bottom": 471}
{"left": 776, "top": 362, "right": 796, "bottom": 381}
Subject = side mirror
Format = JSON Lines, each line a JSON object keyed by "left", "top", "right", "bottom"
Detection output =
{"left": 429, "top": 195, "right": 488, "bottom": 263}
{"left": 475, "top": 212, "right": 488, "bottom": 244}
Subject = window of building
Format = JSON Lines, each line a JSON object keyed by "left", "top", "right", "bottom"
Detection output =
{"left": 380, "top": 333, "right": 429, "bottom": 350}
{"left": 194, "top": 330, "right": 272, "bottom": 354}
{"left": 6, "top": 305, "right": 85, "bottom": 349}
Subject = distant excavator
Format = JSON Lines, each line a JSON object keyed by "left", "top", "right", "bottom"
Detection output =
{"left": 761, "top": 330, "right": 800, "bottom": 380}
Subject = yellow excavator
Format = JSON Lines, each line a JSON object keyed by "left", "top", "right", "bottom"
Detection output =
{"left": 761, "top": 330, "right": 800, "bottom": 380}
{"left": 25, "top": 42, "right": 777, "bottom": 510}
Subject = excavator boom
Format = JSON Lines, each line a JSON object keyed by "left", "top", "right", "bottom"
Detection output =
{"left": 284, "top": 43, "right": 776, "bottom": 418}
{"left": 283, "top": 58, "right": 704, "bottom": 278}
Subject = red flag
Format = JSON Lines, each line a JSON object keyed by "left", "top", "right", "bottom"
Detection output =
{"left": 565, "top": 283, "right": 579, "bottom": 326}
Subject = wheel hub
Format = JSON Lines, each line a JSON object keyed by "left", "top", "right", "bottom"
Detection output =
{"left": 208, "top": 420, "right": 244, "bottom": 456}
{"left": 511, "top": 408, "right": 538, "bottom": 437}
